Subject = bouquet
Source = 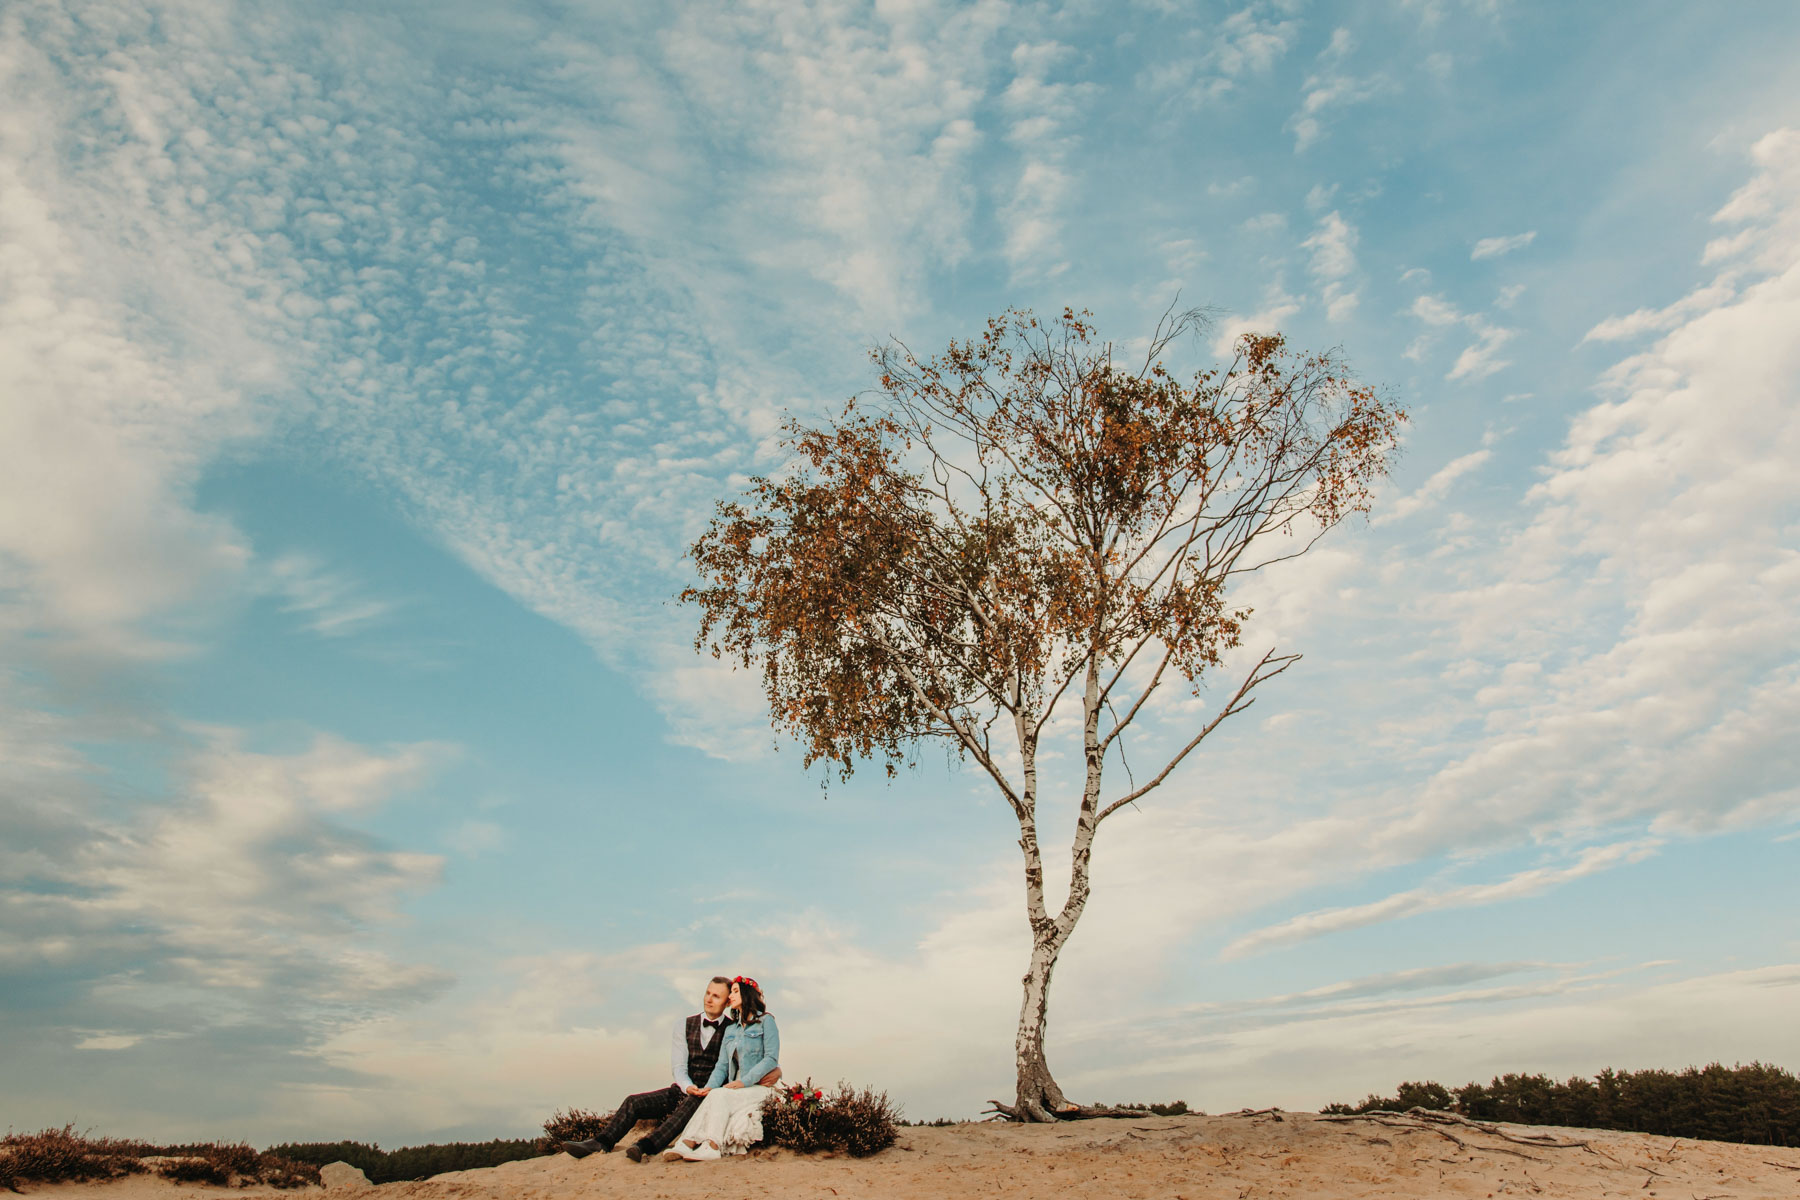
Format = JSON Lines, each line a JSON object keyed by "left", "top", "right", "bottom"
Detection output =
{"left": 781, "top": 1081, "right": 826, "bottom": 1110}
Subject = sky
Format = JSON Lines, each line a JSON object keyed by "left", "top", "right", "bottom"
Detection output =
{"left": 3, "top": 0, "right": 1799, "bottom": 1147}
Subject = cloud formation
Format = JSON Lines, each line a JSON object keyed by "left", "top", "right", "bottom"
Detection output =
{"left": 1471, "top": 231, "right": 1536, "bottom": 260}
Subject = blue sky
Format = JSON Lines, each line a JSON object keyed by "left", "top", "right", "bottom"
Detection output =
{"left": 3, "top": 0, "right": 1799, "bottom": 1145}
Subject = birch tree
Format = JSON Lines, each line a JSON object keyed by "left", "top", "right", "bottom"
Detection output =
{"left": 682, "top": 308, "right": 1406, "bottom": 1121}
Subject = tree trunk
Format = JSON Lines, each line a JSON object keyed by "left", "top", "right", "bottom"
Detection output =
{"left": 1008, "top": 931, "right": 1072, "bottom": 1120}
{"left": 995, "top": 660, "right": 1103, "bottom": 1122}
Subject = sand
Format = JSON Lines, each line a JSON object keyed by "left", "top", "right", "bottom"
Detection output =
{"left": 26, "top": 1112, "right": 1800, "bottom": 1200}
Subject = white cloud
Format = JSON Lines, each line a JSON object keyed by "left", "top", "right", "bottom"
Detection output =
{"left": 1211, "top": 284, "right": 1303, "bottom": 355}
{"left": 1375, "top": 446, "right": 1492, "bottom": 525}
{"left": 1303, "top": 211, "right": 1360, "bottom": 321}
{"left": 1, "top": 726, "right": 452, "bottom": 1079}
{"left": 1447, "top": 324, "right": 1516, "bottom": 379}
{"left": 266, "top": 554, "right": 396, "bottom": 637}
{"left": 1580, "top": 281, "right": 1736, "bottom": 342}
{"left": 998, "top": 40, "right": 1083, "bottom": 281}
{"left": 1471, "top": 230, "right": 1536, "bottom": 260}
{"left": 0, "top": 28, "right": 271, "bottom": 660}
{"left": 1407, "top": 293, "right": 1518, "bottom": 379}
{"left": 1222, "top": 839, "right": 1661, "bottom": 959}
{"left": 1303, "top": 210, "right": 1358, "bottom": 279}
{"left": 1143, "top": 5, "right": 1299, "bottom": 106}
{"left": 1411, "top": 293, "right": 1464, "bottom": 326}
{"left": 1288, "top": 72, "right": 1390, "bottom": 152}
{"left": 1323, "top": 287, "right": 1359, "bottom": 321}
{"left": 1068, "top": 962, "right": 1800, "bottom": 1114}
{"left": 1371, "top": 126, "right": 1800, "bottom": 865}
{"left": 1579, "top": 132, "right": 1800, "bottom": 344}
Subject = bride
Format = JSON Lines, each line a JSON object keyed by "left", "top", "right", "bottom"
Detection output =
{"left": 667, "top": 975, "right": 780, "bottom": 1160}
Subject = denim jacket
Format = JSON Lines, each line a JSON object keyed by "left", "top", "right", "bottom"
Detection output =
{"left": 705, "top": 1013, "right": 779, "bottom": 1088}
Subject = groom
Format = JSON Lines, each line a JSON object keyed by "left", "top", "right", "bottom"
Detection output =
{"left": 562, "top": 976, "right": 780, "bottom": 1163}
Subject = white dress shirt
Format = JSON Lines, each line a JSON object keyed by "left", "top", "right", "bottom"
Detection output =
{"left": 671, "top": 1012, "right": 730, "bottom": 1091}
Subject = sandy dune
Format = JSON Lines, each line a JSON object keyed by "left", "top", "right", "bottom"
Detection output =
{"left": 30, "top": 1112, "right": 1800, "bottom": 1200}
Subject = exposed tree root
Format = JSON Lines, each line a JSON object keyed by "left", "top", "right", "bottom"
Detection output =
{"left": 1316, "top": 1107, "right": 1615, "bottom": 1163}
{"left": 983, "top": 1101, "right": 1158, "bottom": 1122}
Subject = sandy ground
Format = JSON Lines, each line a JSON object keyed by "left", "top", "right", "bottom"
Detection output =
{"left": 26, "top": 1112, "right": 1800, "bottom": 1200}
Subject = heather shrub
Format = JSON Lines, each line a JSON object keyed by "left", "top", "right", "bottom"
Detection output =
{"left": 155, "top": 1143, "right": 318, "bottom": 1187}
{"left": 1113, "top": 1100, "right": 1193, "bottom": 1116}
{"left": 0, "top": 1128, "right": 318, "bottom": 1190}
{"left": 157, "top": 1156, "right": 233, "bottom": 1185}
{"left": 761, "top": 1080, "right": 901, "bottom": 1157}
{"left": 253, "top": 1153, "right": 324, "bottom": 1188}
{"left": 0, "top": 1126, "right": 144, "bottom": 1186}
{"left": 537, "top": 1108, "right": 612, "bottom": 1154}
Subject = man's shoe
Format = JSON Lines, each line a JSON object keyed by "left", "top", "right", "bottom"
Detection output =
{"left": 563, "top": 1138, "right": 602, "bottom": 1159}
{"left": 624, "top": 1143, "right": 647, "bottom": 1163}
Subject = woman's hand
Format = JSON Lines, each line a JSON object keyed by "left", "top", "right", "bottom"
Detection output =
{"left": 723, "top": 1080, "right": 745, "bottom": 1089}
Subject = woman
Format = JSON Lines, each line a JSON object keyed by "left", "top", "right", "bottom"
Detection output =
{"left": 667, "top": 975, "right": 780, "bottom": 1160}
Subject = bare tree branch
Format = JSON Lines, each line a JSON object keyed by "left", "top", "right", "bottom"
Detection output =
{"left": 1096, "top": 649, "right": 1300, "bottom": 823}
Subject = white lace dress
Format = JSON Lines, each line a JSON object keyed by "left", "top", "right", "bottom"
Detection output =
{"left": 671, "top": 1085, "right": 774, "bottom": 1159}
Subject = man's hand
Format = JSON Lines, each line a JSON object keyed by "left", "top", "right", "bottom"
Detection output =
{"left": 757, "top": 1068, "right": 783, "bottom": 1087}
{"left": 723, "top": 1080, "right": 745, "bottom": 1089}
{"left": 685, "top": 1086, "right": 707, "bottom": 1096}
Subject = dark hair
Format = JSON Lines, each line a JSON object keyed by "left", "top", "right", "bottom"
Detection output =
{"left": 708, "top": 976, "right": 731, "bottom": 987}
{"left": 733, "top": 977, "right": 767, "bottom": 1025}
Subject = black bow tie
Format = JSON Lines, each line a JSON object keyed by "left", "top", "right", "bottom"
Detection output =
{"left": 703, "top": 1018, "right": 723, "bottom": 1028}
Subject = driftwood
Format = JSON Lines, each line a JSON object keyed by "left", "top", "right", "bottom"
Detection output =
{"left": 983, "top": 1101, "right": 1167, "bottom": 1122}
{"left": 1316, "top": 1107, "right": 1610, "bottom": 1162}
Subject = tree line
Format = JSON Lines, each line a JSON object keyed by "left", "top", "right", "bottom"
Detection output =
{"left": 1324, "top": 1062, "right": 1800, "bottom": 1146}
{"left": 266, "top": 1137, "right": 540, "bottom": 1182}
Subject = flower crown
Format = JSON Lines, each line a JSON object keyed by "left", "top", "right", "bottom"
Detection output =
{"left": 733, "top": 975, "right": 761, "bottom": 992}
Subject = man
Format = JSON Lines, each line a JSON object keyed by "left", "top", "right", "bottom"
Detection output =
{"left": 562, "top": 976, "right": 780, "bottom": 1163}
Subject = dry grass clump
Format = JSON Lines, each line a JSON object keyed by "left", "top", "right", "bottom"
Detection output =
{"left": 760, "top": 1080, "right": 901, "bottom": 1158}
{"left": 0, "top": 1127, "right": 319, "bottom": 1190}
{"left": 537, "top": 1108, "right": 611, "bottom": 1154}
